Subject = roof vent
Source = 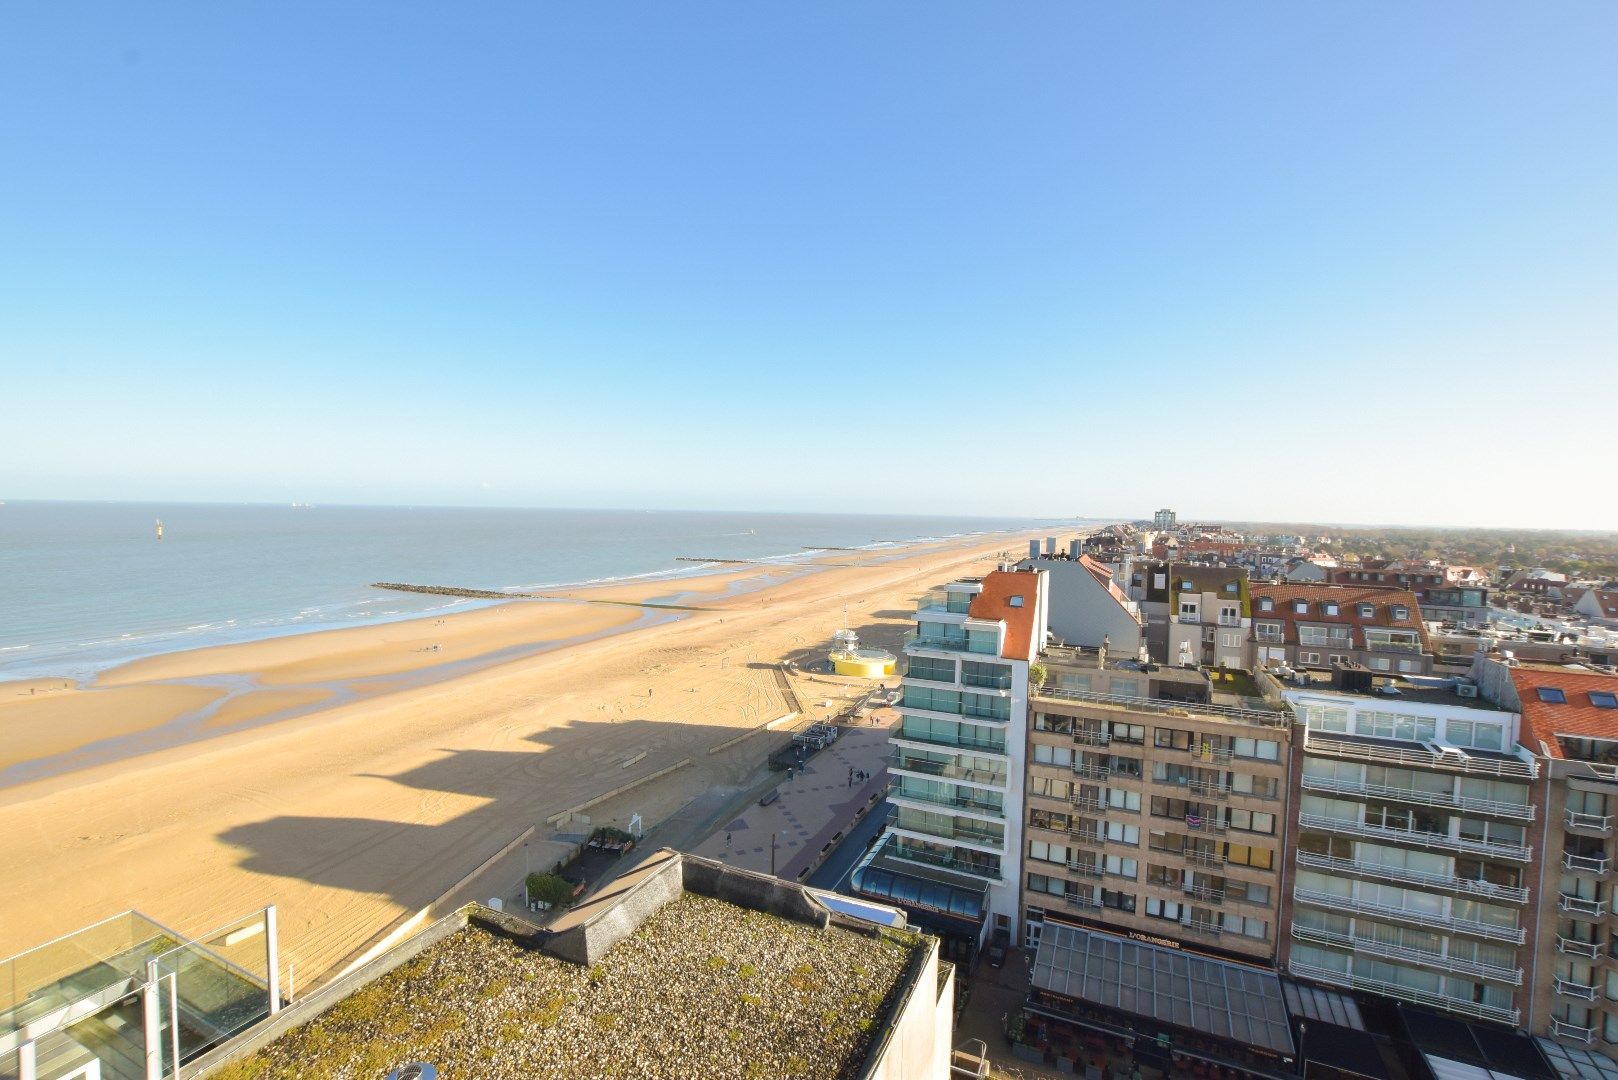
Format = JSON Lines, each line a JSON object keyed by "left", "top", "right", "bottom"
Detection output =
{"left": 387, "top": 1066, "right": 438, "bottom": 1080}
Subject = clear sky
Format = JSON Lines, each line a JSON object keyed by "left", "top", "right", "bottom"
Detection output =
{"left": 2, "top": 4, "right": 1614, "bottom": 528}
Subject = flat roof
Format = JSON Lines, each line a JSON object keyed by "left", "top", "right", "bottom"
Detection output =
{"left": 1031, "top": 921, "right": 1294, "bottom": 1057}
{"left": 1290, "top": 672, "right": 1509, "bottom": 712}
{"left": 219, "top": 892, "right": 919, "bottom": 1080}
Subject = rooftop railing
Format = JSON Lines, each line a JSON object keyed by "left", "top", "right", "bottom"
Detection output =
{"left": 1032, "top": 685, "right": 1291, "bottom": 728}
{"left": 1302, "top": 730, "right": 1539, "bottom": 779}
{"left": 1299, "top": 774, "right": 1534, "bottom": 821}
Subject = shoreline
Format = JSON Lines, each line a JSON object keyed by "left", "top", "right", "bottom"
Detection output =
{"left": 0, "top": 531, "right": 1013, "bottom": 686}
{"left": 0, "top": 535, "right": 1017, "bottom": 792}
{"left": 0, "top": 529, "right": 1042, "bottom": 977}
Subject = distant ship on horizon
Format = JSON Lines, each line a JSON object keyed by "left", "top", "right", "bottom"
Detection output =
{"left": 155, "top": 519, "right": 164, "bottom": 540}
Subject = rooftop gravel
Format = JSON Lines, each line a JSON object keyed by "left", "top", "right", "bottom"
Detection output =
{"left": 213, "top": 894, "right": 919, "bottom": 1080}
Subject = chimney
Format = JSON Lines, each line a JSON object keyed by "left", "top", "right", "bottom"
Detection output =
{"left": 1069, "top": 539, "right": 1081, "bottom": 560}
{"left": 1045, "top": 536, "right": 1057, "bottom": 556}
{"left": 1029, "top": 539, "right": 1041, "bottom": 560}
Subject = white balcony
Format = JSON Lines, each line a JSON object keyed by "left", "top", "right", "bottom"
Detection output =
{"left": 1297, "top": 813, "right": 1532, "bottom": 863}
{"left": 1289, "top": 924, "right": 1523, "bottom": 985}
{"left": 1557, "top": 935, "right": 1605, "bottom": 960}
{"left": 1560, "top": 893, "right": 1609, "bottom": 918}
{"left": 1292, "top": 887, "right": 1526, "bottom": 944}
{"left": 1184, "top": 883, "right": 1225, "bottom": 904}
{"left": 1071, "top": 728, "right": 1112, "bottom": 747}
{"left": 1286, "top": 960, "right": 1519, "bottom": 1026}
{"left": 1299, "top": 774, "right": 1534, "bottom": 821}
{"left": 1566, "top": 810, "right": 1614, "bottom": 834}
{"left": 1303, "top": 731, "right": 1539, "bottom": 778}
{"left": 1295, "top": 850, "right": 1529, "bottom": 905}
{"left": 1551, "top": 1019, "right": 1597, "bottom": 1044}
{"left": 1071, "top": 762, "right": 1111, "bottom": 782}
{"left": 1556, "top": 977, "right": 1600, "bottom": 1001}
{"left": 1188, "top": 743, "right": 1234, "bottom": 764}
{"left": 1564, "top": 852, "right": 1611, "bottom": 877}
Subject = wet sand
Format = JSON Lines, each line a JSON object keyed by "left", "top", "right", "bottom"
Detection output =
{"left": 0, "top": 532, "right": 1037, "bottom": 985}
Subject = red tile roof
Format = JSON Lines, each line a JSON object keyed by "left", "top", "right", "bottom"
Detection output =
{"left": 969, "top": 569, "right": 1041, "bottom": 662}
{"left": 1247, "top": 582, "right": 1429, "bottom": 651}
{"left": 1510, "top": 666, "right": 1618, "bottom": 759}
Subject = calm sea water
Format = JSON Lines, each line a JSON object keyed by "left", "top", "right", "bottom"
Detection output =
{"left": 0, "top": 502, "right": 1061, "bottom": 682}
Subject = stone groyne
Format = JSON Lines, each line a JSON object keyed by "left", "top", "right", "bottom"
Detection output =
{"left": 372, "top": 582, "right": 530, "bottom": 600}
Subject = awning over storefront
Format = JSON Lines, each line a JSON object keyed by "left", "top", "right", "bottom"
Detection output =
{"left": 1031, "top": 920, "right": 1295, "bottom": 1058}
{"left": 1396, "top": 1006, "right": 1553, "bottom": 1080}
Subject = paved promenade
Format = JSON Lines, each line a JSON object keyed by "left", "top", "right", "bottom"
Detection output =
{"left": 692, "top": 711, "right": 896, "bottom": 879}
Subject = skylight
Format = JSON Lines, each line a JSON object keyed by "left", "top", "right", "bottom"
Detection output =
{"left": 1592, "top": 692, "right": 1618, "bottom": 710}
{"left": 1538, "top": 687, "right": 1567, "bottom": 704}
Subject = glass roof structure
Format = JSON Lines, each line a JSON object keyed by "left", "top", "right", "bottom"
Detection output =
{"left": 1030, "top": 921, "right": 1294, "bottom": 1057}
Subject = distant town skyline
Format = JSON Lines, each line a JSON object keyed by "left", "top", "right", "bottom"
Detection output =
{"left": 2, "top": 4, "right": 1614, "bottom": 529}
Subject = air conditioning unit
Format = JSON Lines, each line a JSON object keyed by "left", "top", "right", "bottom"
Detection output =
{"left": 1456, "top": 683, "right": 1479, "bottom": 698}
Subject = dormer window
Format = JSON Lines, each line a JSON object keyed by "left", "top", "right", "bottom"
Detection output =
{"left": 1259, "top": 598, "right": 1274, "bottom": 612}
{"left": 1294, "top": 600, "right": 1309, "bottom": 614}
{"left": 1324, "top": 602, "right": 1339, "bottom": 616}
{"left": 1224, "top": 583, "right": 1238, "bottom": 593}
{"left": 1392, "top": 605, "right": 1409, "bottom": 620}
{"left": 1358, "top": 604, "right": 1375, "bottom": 618}
{"left": 1181, "top": 581, "right": 1194, "bottom": 592}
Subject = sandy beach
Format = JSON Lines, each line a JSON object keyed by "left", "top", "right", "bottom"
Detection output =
{"left": 0, "top": 534, "right": 1036, "bottom": 982}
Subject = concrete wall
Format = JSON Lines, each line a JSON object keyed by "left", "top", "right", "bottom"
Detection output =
{"left": 543, "top": 852, "right": 685, "bottom": 966}
{"left": 865, "top": 937, "right": 951, "bottom": 1080}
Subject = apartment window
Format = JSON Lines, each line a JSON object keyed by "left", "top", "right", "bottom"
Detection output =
{"left": 1368, "top": 658, "right": 1391, "bottom": 671}
{"left": 1106, "top": 789, "right": 1142, "bottom": 813}
{"left": 1055, "top": 672, "right": 1092, "bottom": 693}
{"left": 1294, "top": 600, "right": 1309, "bottom": 614}
{"left": 1034, "top": 712, "right": 1073, "bottom": 734}
{"left": 1538, "top": 687, "right": 1567, "bottom": 704}
{"left": 1029, "top": 808, "right": 1072, "bottom": 831}
{"left": 1219, "top": 631, "right": 1241, "bottom": 648}
{"left": 1445, "top": 720, "right": 1505, "bottom": 752}
{"left": 1101, "top": 889, "right": 1136, "bottom": 913}
{"left": 1180, "top": 601, "right": 1199, "bottom": 618}
{"left": 1224, "top": 844, "right": 1274, "bottom": 871}
{"left": 1398, "top": 660, "right": 1420, "bottom": 673}
{"left": 1301, "top": 652, "right": 1322, "bottom": 666}
{"left": 1181, "top": 580, "right": 1195, "bottom": 592}
{"left": 1028, "top": 841, "right": 1071, "bottom": 865}
{"left": 1255, "top": 621, "right": 1283, "bottom": 643}
{"left": 1226, "top": 808, "right": 1275, "bottom": 835}
{"left": 1033, "top": 743, "right": 1073, "bottom": 767}
{"left": 1145, "top": 897, "right": 1185, "bottom": 923}
{"left": 1154, "top": 574, "right": 1167, "bottom": 590}
{"left": 1358, "top": 604, "right": 1375, "bottom": 618}
{"left": 1108, "top": 721, "right": 1145, "bottom": 744}
{"left": 1258, "top": 598, "right": 1274, "bottom": 612}
{"left": 1218, "top": 605, "right": 1239, "bottom": 623}
{"left": 1029, "top": 776, "right": 1072, "bottom": 801}
{"left": 1103, "top": 855, "right": 1138, "bottom": 879}
{"left": 1324, "top": 602, "right": 1339, "bottom": 616}
{"left": 1154, "top": 727, "right": 1190, "bottom": 751}
{"left": 1329, "top": 654, "right": 1349, "bottom": 666}
{"left": 1104, "top": 821, "right": 1140, "bottom": 846}
{"left": 1392, "top": 605, "right": 1409, "bottom": 620}
{"left": 1232, "top": 916, "right": 1269, "bottom": 941}
{"left": 1225, "top": 582, "right": 1238, "bottom": 593}
{"left": 1027, "top": 873, "right": 1066, "bottom": 897}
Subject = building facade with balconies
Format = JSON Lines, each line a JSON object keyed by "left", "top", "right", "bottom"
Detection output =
{"left": 1021, "top": 646, "right": 1291, "bottom": 966}
{"left": 853, "top": 566, "right": 1048, "bottom": 965}
{"left": 1250, "top": 583, "right": 1435, "bottom": 676}
{"left": 1476, "top": 659, "right": 1618, "bottom": 1049}
{"left": 1279, "top": 675, "right": 1541, "bottom": 1029}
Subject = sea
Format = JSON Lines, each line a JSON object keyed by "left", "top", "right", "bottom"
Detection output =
{"left": 0, "top": 502, "right": 1067, "bottom": 683}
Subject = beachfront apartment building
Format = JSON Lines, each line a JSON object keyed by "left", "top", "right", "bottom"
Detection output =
{"left": 1250, "top": 583, "right": 1435, "bottom": 677}
{"left": 853, "top": 566, "right": 1049, "bottom": 965}
{"left": 1021, "top": 646, "right": 1290, "bottom": 966}
{"left": 1279, "top": 670, "right": 1541, "bottom": 1029}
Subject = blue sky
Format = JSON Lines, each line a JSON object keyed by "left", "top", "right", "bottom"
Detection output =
{"left": 2, "top": 4, "right": 1614, "bottom": 528}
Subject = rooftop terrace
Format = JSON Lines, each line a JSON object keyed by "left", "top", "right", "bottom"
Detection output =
{"left": 202, "top": 854, "right": 932, "bottom": 1080}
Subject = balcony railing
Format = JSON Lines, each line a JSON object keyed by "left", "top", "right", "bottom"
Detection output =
{"left": 893, "top": 813, "right": 1005, "bottom": 848}
{"left": 1302, "top": 730, "right": 1539, "bottom": 778}
{"left": 1290, "top": 924, "right": 1522, "bottom": 985}
{"left": 893, "top": 729, "right": 1008, "bottom": 756}
{"left": 1297, "top": 814, "right": 1532, "bottom": 863}
{"left": 886, "top": 840, "right": 1003, "bottom": 882}
{"left": 1066, "top": 861, "right": 1105, "bottom": 879}
{"left": 1566, "top": 810, "right": 1614, "bottom": 834}
{"left": 1072, "top": 762, "right": 1112, "bottom": 782}
{"left": 1299, "top": 774, "right": 1534, "bottom": 821}
{"left": 1187, "top": 778, "right": 1231, "bottom": 800}
{"left": 1560, "top": 893, "right": 1609, "bottom": 918}
{"left": 1557, "top": 935, "right": 1605, "bottom": 960}
{"left": 1068, "top": 828, "right": 1105, "bottom": 847}
{"left": 1188, "top": 743, "right": 1234, "bottom": 765}
{"left": 1184, "top": 883, "right": 1225, "bottom": 904}
{"left": 961, "top": 672, "right": 1013, "bottom": 691}
{"left": 1551, "top": 1019, "right": 1597, "bottom": 1045}
{"left": 1556, "top": 977, "right": 1600, "bottom": 1002}
{"left": 1031, "top": 684, "right": 1291, "bottom": 728}
{"left": 1184, "top": 849, "right": 1225, "bottom": 868}
{"left": 889, "top": 754, "right": 1007, "bottom": 788}
{"left": 1183, "top": 919, "right": 1223, "bottom": 937}
{"left": 1287, "top": 960, "right": 1519, "bottom": 1026}
{"left": 889, "top": 785, "right": 1006, "bottom": 819}
{"left": 1292, "top": 887, "right": 1526, "bottom": 944}
{"left": 1364, "top": 638, "right": 1423, "bottom": 654}
{"left": 1071, "top": 795, "right": 1108, "bottom": 814}
{"left": 1295, "top": 850, "right": 1529, "bottom": 905}
{"left": 905, "top": 631, "right": 997, "bottom": 656}
{"left": 1564, "top": 852, "right": 1611, "bottom": 877}
{"left": 1072, "top": 728, "right": 1112, "bottom": 747}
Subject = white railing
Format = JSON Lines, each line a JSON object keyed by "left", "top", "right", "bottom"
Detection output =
{"left": 1557, "top": 935, "right": 1605, "bottom": 960}
{"left": 1187, "top": 777, "right": 1231, "bottom": 800}
{"left": 1287, "top": 960, "right": 1519, "bottom": 1026}
{"left": 1295, "top": 851, "right": 1529, "bottom": 904}
{"left": 1185, "top": 883, "right": 1225, "bottom": 904}
{"left": 1292, "top": 887, "right": 1526, "bottom": 944}
{"left": 1556, "top": 977, "right": 1600, "bottom": 1001}
{"left": 1551, "top": 1019, "right": 1597, "bottom": 1044}
{"left": 1066, "top": 861, "right": 1104, "bottom": 879}
{"left": 1560, "top": 893, "right": 1609, "bottom": 918}
{"left": 1072, "top": 728, "right": 1112, "bottom": 747}
{"left": 1188, "top": 743, "right": 1235, "bottom": 764}
{"left": 1032, "top": 684, "right": 1291, "bottom": 728}
{"left": 1068, "top": 829, "right": 1105, "bottom": 847}
{"left": 1299, "top": 774, "right": 1534, "bottom": 821}
{"left": 1070, "top": 795, "right": 1108, "bottom": 813}
{"left": 1184, "top": 919, "right": 1223, "bottom": 937}
{"left": 1297, "top": 814, "right": 1532, "bottom": 862}
{"left": 1303, "top": 731, "right": 1539, "bottom": 778}
{"left": 1566, "top": 810, "right": 1614, "bottom": 834}
{"left": 1289, "top": 924, "right": 1522, "bottom": 985}
{"left": 1072, "top": 762, "right": 1111, "bottom": 781}
{"left": 1184, "top": 849, "right": 1225, "bottom": 868}
{"left": 1564, "top": 852, "right": 1611, "bottom": 876}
